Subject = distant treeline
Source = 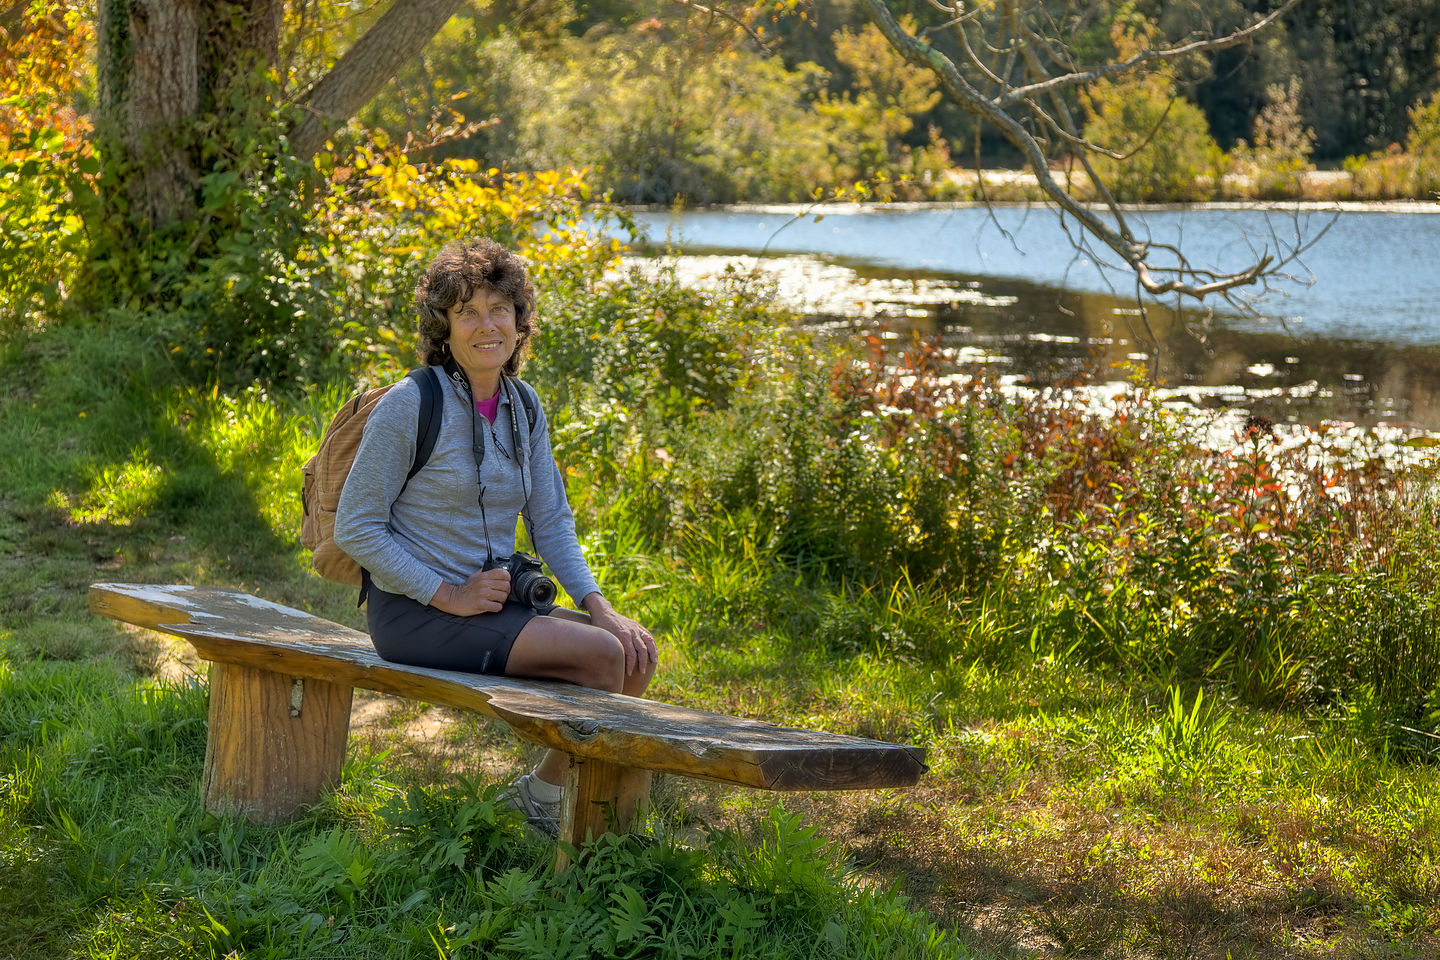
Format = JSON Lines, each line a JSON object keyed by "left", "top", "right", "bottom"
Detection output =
{"left": 358, "top": 0, "right": 1440, "bottom": 203}
{"left": 1193, "top": 0, "right": 1440, "bottom": 158}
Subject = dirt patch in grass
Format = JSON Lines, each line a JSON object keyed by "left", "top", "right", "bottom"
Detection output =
{"left": 347, "top": 693, "right": 535, "bottom": 788}
{"left": 782, "top": 781, "right": 1433, "bottom": 960}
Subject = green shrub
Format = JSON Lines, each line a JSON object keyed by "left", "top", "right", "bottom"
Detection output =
{"left": 1407, "top": 89, "right": 1440, "bottom": 198}
{"left": 1339, "top": 88, "right": 1440, "bottom": 201}
{"left": 814, "top": 17, "right": 949, "bottom": 200}
{"left": 517, "top": 24, "right": 836, "bottom": 204}
{"left": 530, "top": 263, "right": 785, "bottom": 427}
{"left": 1225, "top": 78, "right": 1317, "bottom": 200}
{"left": 0, "top": 130, "right": 94, "bottom": 333}
{"left": 1081, "top": 13, "right": 1219, "bottom": 202}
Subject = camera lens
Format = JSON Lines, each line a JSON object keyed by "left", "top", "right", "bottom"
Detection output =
{"left": 513, "top": 570, "right": 557, "bottom": 608}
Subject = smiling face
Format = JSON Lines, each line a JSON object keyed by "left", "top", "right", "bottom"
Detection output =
{"left": 415, "top": 240, "right": 537, "bottom": 375}
{"left": 446, "top": 286, "right": 518, "bottom": 396}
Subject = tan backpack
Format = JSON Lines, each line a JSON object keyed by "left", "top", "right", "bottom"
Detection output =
{"left": 300, "top": 368, "right": 443, "bottom": 587}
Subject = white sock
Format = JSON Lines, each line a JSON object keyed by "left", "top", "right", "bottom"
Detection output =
{"left": 527, "top": 771, "right": 562, "bottom": 802}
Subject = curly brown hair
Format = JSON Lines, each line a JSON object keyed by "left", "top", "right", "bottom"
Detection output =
{"left": 414, "top": 239, "right": 537, "bottom": 373}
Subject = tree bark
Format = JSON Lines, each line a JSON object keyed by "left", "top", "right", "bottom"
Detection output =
{"left": 96, "top": 0, "right": 285, "bottom": 230}
{"left": 97, "top": 0, "right": 203, "bottom": 228}
{"left": 202, "top": 0, "right": 285, "bottom": 112}
{"left": 286, "top": 0, "right": 467, "bottom": 161}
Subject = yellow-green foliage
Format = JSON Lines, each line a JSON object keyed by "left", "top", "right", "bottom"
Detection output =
{"left": 1225, "top": 77, "right": 1316, "bottom": 199}
{"left": 522, "top": 25, "right": 834, "bottom": 204}
{"left": 362, "top": 15, "right": 956, "bottom": 205}
{"left": 1407, "top": 89, "right": 1440, "bottom": 197}
{"left": 311, "top": 146, "right": 623, "bottom": 382}
{"left": 130, "top": 137, "right": 618, "bottom": 387}
{"left": 338, "top": 146, "right": 620, "bottom": 285}
{"left": 1338, "top": 87, "right": 1440, "bottom": 201}
{"left": 814, "top": 17, "right": 949, "bottom": 198}
{"left": 0, "top": 1, "right": 94, "bottom": 332}
{"left": 1081, "top": 13, "right": 1219, "bottom": 203}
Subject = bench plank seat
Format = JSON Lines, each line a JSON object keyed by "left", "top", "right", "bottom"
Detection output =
{"left": 91, "top": 582, "right": 927, "bottom": 849}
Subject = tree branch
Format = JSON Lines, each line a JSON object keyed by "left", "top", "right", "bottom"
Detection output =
{"left": 856, "top": 0, "right": 1304, "bottom": 303}
{"left": 668, "top": 0, "right": 773, "bottom": 48}
{"left": 998, "top": 0, "right": 1303, "bottom": 107}
{"left": 286, "top": 0, "right": 467, "bottom": 161}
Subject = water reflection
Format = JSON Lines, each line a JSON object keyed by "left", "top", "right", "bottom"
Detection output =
{"left": 858, "top": 262, "right": 1440, "bottom": 430}
{"left": 628, "top": 251, "right": 1440, "bottom": 431}
{"left": 628, "top": 204, "right": 1440, "bottom": 343}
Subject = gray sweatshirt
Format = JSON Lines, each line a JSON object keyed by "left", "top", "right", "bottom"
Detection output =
{"left": 333, "top": 369, "right": 600, "bottom": 607}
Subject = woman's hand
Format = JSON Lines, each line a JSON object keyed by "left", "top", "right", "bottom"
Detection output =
{"left": 430, "top": 568, "right": 510, "bottom": 616}
{"left": 583, "top": 593, "right": 658, "bottom": 676}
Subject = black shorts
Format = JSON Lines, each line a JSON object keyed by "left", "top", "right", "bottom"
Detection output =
{"left": 366, "top": 585, "right": 538, "bottom": 675}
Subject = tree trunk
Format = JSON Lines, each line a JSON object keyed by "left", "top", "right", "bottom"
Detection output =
{"left": 286, "top": 0, "right": 467, "bottom": 161}
{"left": 96, "top": 0, "right": 284, "bottom": 230}
{"left": 97, "top": 0, "right": 204, "bottom": 228}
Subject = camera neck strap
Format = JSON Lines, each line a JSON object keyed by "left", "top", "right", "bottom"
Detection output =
{"left": 442, "top": 356, "right": 534, "bottom": 563}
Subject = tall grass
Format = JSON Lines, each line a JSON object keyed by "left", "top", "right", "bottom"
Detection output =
{"left": 0, "top": 656, "right": 970, "bottom": 959}
{"left": 3, "top": 266, "right": 1440, "bottom": 956}
{"left": 0, "top": 315, "right": 976, "bottom": 958}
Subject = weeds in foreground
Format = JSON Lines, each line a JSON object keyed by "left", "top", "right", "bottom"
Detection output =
{"left": 0, "top": 651, "right": 966, "bottom": 959}
{"left": 4, "top": 274, "right": 1440, "bottom": 957}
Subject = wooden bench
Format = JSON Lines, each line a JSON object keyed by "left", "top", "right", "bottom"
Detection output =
{"left": 90, "top": 582, "right": 927, "bottom": 855}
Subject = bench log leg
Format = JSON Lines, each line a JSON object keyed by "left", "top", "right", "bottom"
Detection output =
{"left": 202, "top": 662, "right": 353, "bottom": 824}
{"left": 556, "top": 756, "right": 651, "bottom": 867}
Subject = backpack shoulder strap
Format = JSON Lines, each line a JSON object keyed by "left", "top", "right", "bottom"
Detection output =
{"left": 360, "top": 367, "right": 443, "bottom": 608}
{"left": 406, "top": 366, "right": 443, "bottom": 480}
{"left": 506, "top": 375, "right": 540, "bottom": 436}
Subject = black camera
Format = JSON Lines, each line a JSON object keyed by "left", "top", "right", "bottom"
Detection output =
{"left": 485, "top": 552, "right": 557, "bottom": 611}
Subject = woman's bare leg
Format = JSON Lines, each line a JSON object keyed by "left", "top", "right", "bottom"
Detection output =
{"left": 543, "top": 607, "right": 656, "bottom": 695}
{"left": 505, "top": 611, "right": 656, "bottom": 784}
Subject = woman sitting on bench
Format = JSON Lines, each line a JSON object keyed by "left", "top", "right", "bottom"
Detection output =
{"left": 334, "top": 239, "right": 659, "bottom": 837}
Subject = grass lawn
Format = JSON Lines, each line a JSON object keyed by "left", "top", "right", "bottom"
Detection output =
{"left": 2, "top": 321, "right": 1437, "bottom": 959}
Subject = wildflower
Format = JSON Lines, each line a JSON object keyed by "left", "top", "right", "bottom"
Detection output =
{"left": 1243, "top": 415, "right": 1276, "bottom": 441}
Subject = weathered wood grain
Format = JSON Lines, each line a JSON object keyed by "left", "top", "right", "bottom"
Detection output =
{"left": 89, "top": 583, "right": 928, "bottom": 791}
{"left": 202, "top": 662, "right": 352, "bottom": 824}
{"left": 557, "top": 757, "right": 652, "bottom": 870}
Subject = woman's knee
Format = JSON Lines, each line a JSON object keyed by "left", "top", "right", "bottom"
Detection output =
{"left": 622, "top": 661, "right": 653, "bottom": 697}
{"left": 508, "top": 618, "right": 624, "bottom": 690}
{"left": 576, "top": 627, "right": 626, "bottom": 691}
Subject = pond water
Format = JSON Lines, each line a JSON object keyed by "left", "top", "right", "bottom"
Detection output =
{"left": 625, "top": 203, "right": 1440, "bottom": 431}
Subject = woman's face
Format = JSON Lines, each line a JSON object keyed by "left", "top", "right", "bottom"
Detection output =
{"left": 446, "top": 286, "right": 517, "bottom": 392}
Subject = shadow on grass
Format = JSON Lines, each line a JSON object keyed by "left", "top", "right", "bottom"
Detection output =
{"left": 0, "top": 328, "right": 318, "bottom": 663}
{"left": 800, "top": 797, "right": 1395, "bottom": 960}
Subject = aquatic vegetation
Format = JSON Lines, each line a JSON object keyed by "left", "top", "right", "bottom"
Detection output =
{"left": 3, "top": 263, "right": 1438, "bottom": 957}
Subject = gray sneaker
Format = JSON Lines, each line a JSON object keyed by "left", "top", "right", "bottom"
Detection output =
{"left": 499, "top": 773, "right": 561, "bottom": 839}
